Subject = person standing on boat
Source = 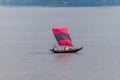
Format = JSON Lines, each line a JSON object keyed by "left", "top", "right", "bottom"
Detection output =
{"left": 52, "top": 45, "right": 57, "bottom": 51}
{"left": 64, "top": 46, "right": 69, "bottom": 51}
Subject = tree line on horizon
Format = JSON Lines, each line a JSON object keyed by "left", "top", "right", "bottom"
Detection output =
{"left": 0, "top": 0, "right": 120, "bottom": 6}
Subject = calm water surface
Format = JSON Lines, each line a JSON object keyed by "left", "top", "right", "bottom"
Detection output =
{"left": 0, "top": 6, "right": 120, "bottom": 80}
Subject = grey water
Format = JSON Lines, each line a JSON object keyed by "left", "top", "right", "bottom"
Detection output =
{"left": 0, "top": 6, "right": 120, "bottom": 80}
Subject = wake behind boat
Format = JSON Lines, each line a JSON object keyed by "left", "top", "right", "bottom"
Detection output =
{"left": 50, "top": 28, "right": 83, "bottom": 53}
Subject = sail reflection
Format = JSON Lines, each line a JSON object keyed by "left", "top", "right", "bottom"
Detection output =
{"left": 55, "top": 54, "right": 73, "bottom": 62}
{"left": 56, "top": 54, "right": 72, "bottom": 59}
{"left": 53, "top": 54, "right": 74, "bottom": 71}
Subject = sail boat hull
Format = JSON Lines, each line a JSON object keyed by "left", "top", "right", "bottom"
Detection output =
{"left": 50, "top": 47, "right": 83, "bottom": 53}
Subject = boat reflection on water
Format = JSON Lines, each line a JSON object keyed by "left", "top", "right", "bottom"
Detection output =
{"left": 55, "top": 53, "right": 73, "bottom": 62}
{"left": 56, "top": 54, "right": 73, "bottom": 59}
{"left": 53, "top": 54, "right": 74, "bottom": 70}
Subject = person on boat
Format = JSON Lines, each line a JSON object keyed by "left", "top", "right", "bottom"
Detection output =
{"left": 69, "top": 47, "right": 74, "bottom": 50}
{"left": 52, "top": 45, "right": 57, "bottom": 51}
{"left": 64, "top": 46, "right": 69, "bottom": 51}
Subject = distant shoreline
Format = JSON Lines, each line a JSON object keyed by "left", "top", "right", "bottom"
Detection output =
{"left": 0, "top": 4, "right": 120, "bottom": 7}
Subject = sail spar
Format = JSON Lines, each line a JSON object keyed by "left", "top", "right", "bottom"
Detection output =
{"left": 52, "top": 28, "right": 73, "bottom": 46}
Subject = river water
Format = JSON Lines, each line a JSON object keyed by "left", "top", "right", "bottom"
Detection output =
{"left": 0, "top": 6, "right": 120, "bottom": 80}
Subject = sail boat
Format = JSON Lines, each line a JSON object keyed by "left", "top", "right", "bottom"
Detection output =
{"left": 49, "top": 28, "right": 83, "bottom": 53}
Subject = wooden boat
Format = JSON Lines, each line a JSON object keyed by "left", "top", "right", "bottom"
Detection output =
{"left": 50, "top": 28, "right": 83, "bottom": 53}
{"left": 50, "top": 47, "right": 83, "bottom": 53}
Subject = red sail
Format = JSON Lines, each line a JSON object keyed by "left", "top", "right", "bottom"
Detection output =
{"left": 52, "top": 28, "right": 73, "bottom": 46}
